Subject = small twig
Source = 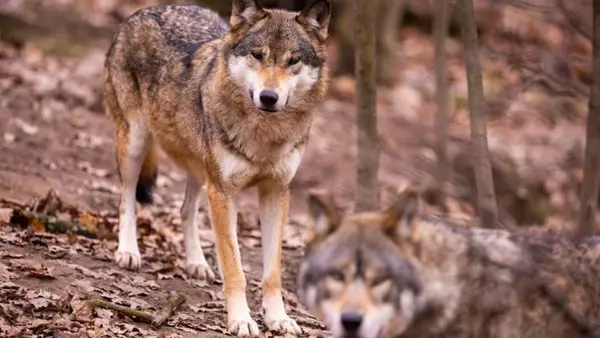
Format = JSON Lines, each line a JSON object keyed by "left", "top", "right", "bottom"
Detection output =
{"left": 87, "top": 299, "right": 153, "bottom": 323}
{"left": 151, "top": 292, "right": 187, "bottom": 328}
{"left": 87, "top": 292, "right": 187, "bottom": 329}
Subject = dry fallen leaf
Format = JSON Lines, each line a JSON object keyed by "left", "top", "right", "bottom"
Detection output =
{"left": 68, "top": 264, "right": 111, "bottom": 280}
{"left": 55, "top": 329, "right": 88, "bottom": 338}
{"left": 70, "top": 279, "right": 98, "bottom": 294}
{"left": 0, "top": 208, "right": 13, "bottom": 223}
{"left": 46, "top": 245, "right": 69, "bottom": 259}
{"left": 3, "top": 133, "right": 15, "bottom": 144}
{"left": 10, "top": 259, "right": 55, "bottom": 280}
{"left": 77, "top": 212, "right": 99, "bottom": 234}
{"left": 12, "top": 118, "right": 38, "bottom": 135}
{"left": 0, "top": 263, "right": 16, "bottom": 282}
{"left": 30, "top": 218, "right": 46, "bottom": 233}
{"left": 0, "top": 316, "right": 23, "bottom": 337}
{"left": 70, "top": 295, "right": 93, "bottom": 323}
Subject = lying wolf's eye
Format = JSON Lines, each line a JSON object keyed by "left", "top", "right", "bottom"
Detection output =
{"left": 252, "top": 51, "right": 264, "bottom": 61}
{"left": 371, "top": 278, "right": 393, "bottom": 300}
{"left": 326, "top": 271, "right": 345, "bottom": 282}
{"left": 288, "top": 56, "right": 300, "bottom": 66}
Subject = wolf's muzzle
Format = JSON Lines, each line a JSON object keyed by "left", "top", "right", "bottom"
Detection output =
{"left": 259, "top": 90, "right": 279, "bottom": 108}
{"left": 341, "top": 311, "right": 363, "bottom": 332}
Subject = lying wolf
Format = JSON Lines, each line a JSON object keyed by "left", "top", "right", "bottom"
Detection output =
{"left": 297, "top": 187, "right": 600, "bottom": 338}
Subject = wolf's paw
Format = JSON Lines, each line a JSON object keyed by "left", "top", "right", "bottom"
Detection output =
{"left": 115, "top": 250, "right": 141, "bottom": 270}
{"left": 265, "top": 314, "right": 302, "bottom": 335}
{"left": 228, "top": 317, "right": 260, "bottom": 337}
{"left": 185, "top": 262, "right": 216, "bottom": 281}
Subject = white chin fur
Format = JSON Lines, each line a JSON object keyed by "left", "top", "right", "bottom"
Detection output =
{"left": 359, "top": 305, "right": 395, "bottom": 338}
{"left": 323, "top": 305, "right": 395, "bottom": 338}
{"left": 228, "top": 55, "right": 319, "bottom": 111}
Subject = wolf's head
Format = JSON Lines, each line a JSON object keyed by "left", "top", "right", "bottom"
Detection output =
{"left": 225, "top": 0, "right": 331, "bottom": 114}
{"left": 297, "top": 188, "right": 425, "bottom": 338}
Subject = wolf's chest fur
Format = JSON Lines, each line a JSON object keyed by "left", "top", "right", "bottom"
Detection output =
{"left": 214, "top": 140, "right": 304, "bottom": 190}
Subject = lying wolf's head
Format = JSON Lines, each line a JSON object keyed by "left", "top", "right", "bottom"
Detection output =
{"left": 225, "top": 0, "right": 331, "bottom": 113}
{"left": 297, "top": 189, "right": 425, "bottom": 338}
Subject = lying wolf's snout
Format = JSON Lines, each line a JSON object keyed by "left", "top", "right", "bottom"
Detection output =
{"left": 341, "top": 311, "right": 363, "bottom": 333}
{"left": 259, "top": 90, "right": 279, "bottom": 110}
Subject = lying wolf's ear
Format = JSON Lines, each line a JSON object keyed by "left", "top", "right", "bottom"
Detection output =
{"left": 296, "top": 0, "right": 332, "bottom": 41}
{"left": 231, "top": 0, "right": 268, "bottom": 28}
{"left": 383, "top": 186, "right": 421, "bottom": 239}
{"left": 307, "top": 192, "right": 340, "bottom": 239}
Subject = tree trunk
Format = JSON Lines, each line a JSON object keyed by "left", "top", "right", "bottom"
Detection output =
{"left": 336, "top": 0, "right": 406, "bottom": 85}
{"left": 433, "top": 0, "right": 451, "bottom": 209}
{"left": 457, "top": 0, "right": 500, "bottom": 229}
{"left": 575, "top": 0, "right": 600, "bottom": 243}
{"left": 376, "top": 0, "right": 406, "bottom": 86}
{"left": 355, "top": 0, "right": 380, "bottom": 212}
{"left": 334, "top": 1, "right": 356, "bottom": 77}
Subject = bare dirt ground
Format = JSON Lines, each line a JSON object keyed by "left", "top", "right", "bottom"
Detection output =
{"left": 0, "top": 0, "right": 597, "bottom": 337}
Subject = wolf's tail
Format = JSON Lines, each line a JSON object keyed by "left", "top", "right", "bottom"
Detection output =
{"left": 104, "top": 66, "right": 158, "bottom": 206}
{"left": 136, "top": 142, "right": 158, "bottom": 205}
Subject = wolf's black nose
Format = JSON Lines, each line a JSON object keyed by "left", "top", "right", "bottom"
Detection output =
{"left": 340, "top": 312, "right": 363, "bottom": 332}
{"left": 259, "top": 90, "right": 279, "bottom": 107}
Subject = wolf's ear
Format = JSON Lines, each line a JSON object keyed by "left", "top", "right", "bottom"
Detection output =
{"left": 383, "top": 186, "right": 421, "bottom": 239}
{"left": 296, "top": 0, "right": 332, "bottom": 41}
{"left": 307, "top": 192, "right": 340, "bottom": 239}
{"left": 231, "top": 0, "right": 268, "bottom": 28}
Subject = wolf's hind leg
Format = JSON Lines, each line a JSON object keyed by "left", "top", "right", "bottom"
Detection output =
{"left": 114, "top": 119, "right": 152, "bottom": 270}
{"left": 181, "top": 174, "right": 216, "bottom": 281}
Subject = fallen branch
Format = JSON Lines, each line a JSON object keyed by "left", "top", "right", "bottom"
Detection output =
{"left": 10, "top": 209, "right": 97, "bottom": 239}
{"left": 151, "top": 292, "right": 187, "bottom": 328}
{"left": 87, "top": 299, "right": 153, "bottom": 323}
{"left": 87, "top": 292, "right": 187, "bottom": 329}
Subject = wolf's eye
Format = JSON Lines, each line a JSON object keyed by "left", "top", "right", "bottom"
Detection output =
{"left": 324, "top": 271, "right": 345, "bottom": 297}
{"left": 326, "top": 271, "right": 345, "bottom": 282}
{"left": 371, "top": 278, "right": 393, "bottom": 300}
{"left": 288, "top": 56, "right": 300, "bottom": 66}
{"left": 252, "top": 51, "right": 264, "bottom": 61}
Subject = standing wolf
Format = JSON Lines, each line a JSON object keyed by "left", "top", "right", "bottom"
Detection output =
{"left": 297, "top": 187, "right": 600, "bottom": 338}
{"left": 103, "top": 0, "right": 331, "bottom": 335}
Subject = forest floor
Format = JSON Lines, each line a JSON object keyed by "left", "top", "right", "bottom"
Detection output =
{"left": 0, "top": 0, "right": 597, "bottom": 337}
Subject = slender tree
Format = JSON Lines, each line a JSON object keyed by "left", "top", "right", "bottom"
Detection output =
{"left": 336, "top": 0, "right": 405, "bottom": 85}
{"left": 434, "top": 0, "right": 451, "bottom": 208}
{"left": 575, "top": 0, "right": 600, "bottom": 242}
{"left": 457, "top": 0, "right": 500, "bottom": 229}
{"left": 355, "top": 0, "right": 380, "bottom": 211}
{"left": 376, "top": 0, "right": 406, "bottom": 85}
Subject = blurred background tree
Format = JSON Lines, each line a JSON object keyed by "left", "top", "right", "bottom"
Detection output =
{"left": 355, "top": 0, "right": 380, "bottom": 211}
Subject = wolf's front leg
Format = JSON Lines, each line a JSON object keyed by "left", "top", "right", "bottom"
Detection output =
{"left": 206, "top": 181, "right": 259, "bottom": 337}
{"left": 258, "top": 185, "right": 302, "bottom": 335}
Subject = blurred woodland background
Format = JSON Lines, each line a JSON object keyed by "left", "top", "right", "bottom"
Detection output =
{"left": 1, "top": 0, "right": 600, "bottom": 336}
{"left": 1, "top": 0, "right": 597, "bottom": 230}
